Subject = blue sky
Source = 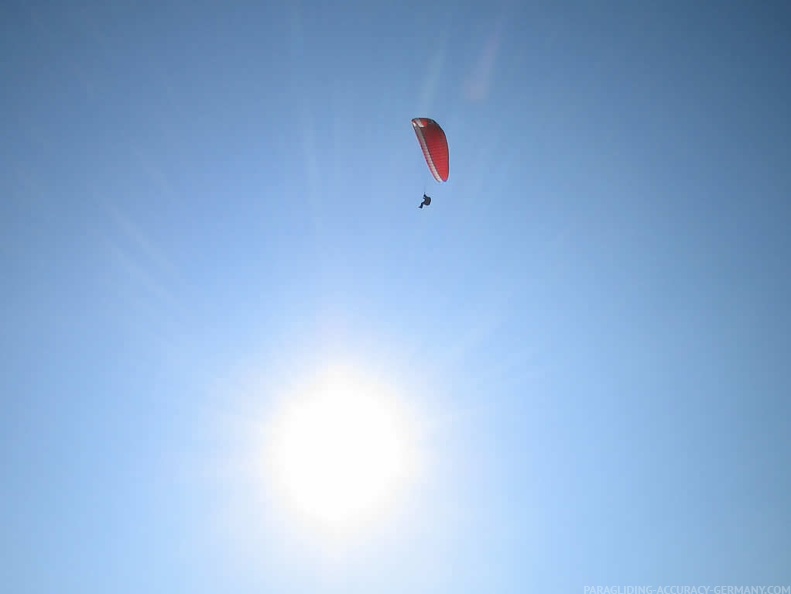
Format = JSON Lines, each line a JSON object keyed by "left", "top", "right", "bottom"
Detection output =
{"left": 2, "top": 1, "right": 790, "bottom": 592}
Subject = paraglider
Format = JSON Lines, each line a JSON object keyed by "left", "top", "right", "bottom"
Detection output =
{"left": 412, "top": 118, "right": 449, "bottom": 208}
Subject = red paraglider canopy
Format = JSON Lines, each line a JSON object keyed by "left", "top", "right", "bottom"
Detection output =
{"left": 411, "top": 118, "right": 449, "bottom": 183}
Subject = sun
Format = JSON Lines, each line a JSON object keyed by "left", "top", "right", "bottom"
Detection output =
{"left": 265, "top": 365, "right": 420, "bottom": 539}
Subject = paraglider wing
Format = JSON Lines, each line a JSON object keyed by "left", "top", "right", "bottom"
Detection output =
{"left": 411, "top": 118, "right": 449, "bottom": 183}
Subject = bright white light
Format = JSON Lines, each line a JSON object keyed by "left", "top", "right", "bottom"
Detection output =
{"left": 265, "top": 366, "right": 419, "bottom": 539}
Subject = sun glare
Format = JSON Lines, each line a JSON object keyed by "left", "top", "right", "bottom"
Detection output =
{"left": 265, "top": 365, "right": 420, "bottom": 539}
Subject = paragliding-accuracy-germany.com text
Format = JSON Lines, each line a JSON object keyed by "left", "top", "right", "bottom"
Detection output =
{"left": 584, "top": 587, "right": 790, "bottom": 594}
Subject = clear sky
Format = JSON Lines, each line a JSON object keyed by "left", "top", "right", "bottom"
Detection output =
{"left": 2, "top": 1, "right": 790, "bottom": 592}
